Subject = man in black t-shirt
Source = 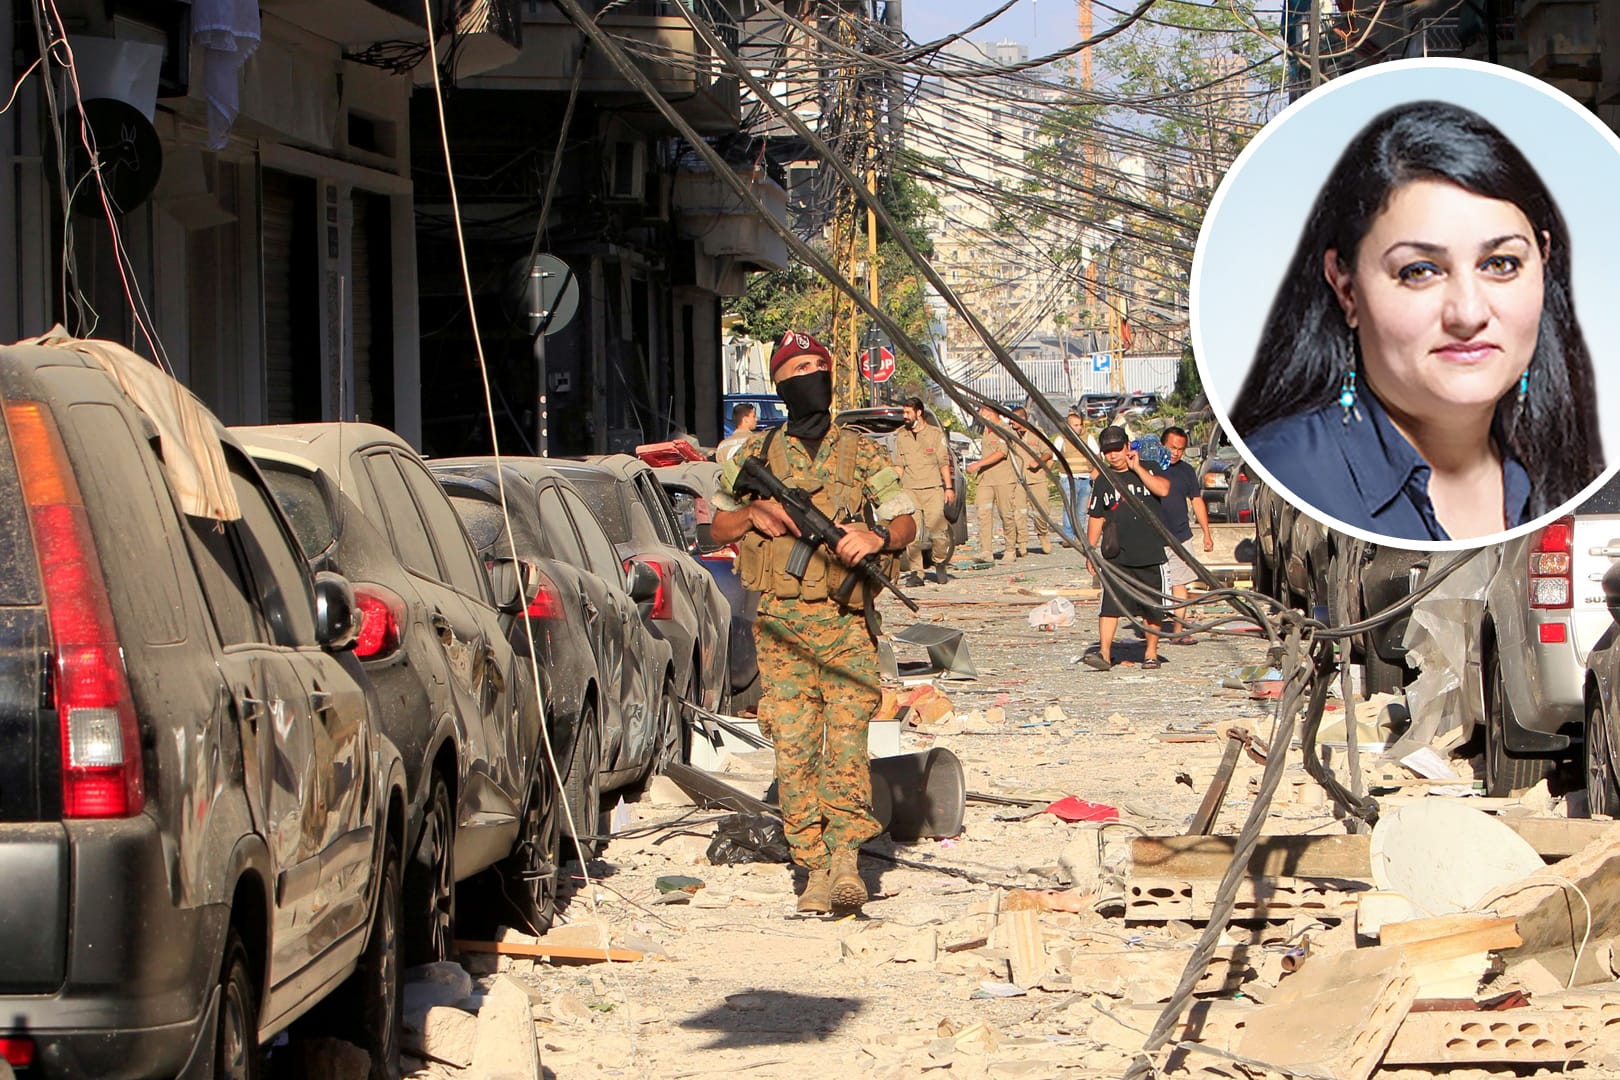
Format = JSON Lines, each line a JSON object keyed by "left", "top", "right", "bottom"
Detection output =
{"left": 1157, "top": 426, "right": 1214, "bottom": 643}
{"left": 1084, "top": 425, "right": 1172, "bottom": 671}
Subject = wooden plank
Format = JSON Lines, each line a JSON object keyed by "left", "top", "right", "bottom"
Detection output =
{"left": 455, "top": 938, "right": 643, "bottom": 963}
{"left": 1130, "top": 834, "right": 1372, "bottom": 880}
{"left": 1002, "top": 908, "right": 1048, "bottom": 990}
{"left": 1382, "top": 914, "right": 1521, "bottom": 949}
{"left": 1131, "top": 822, "right": 1616, "bottom": 882}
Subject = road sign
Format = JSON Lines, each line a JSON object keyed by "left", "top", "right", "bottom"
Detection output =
{"left": 1091, "top": 352, "right": 1113, "bottom": 373}
{"left": 861, "top": 345, "right": 896, "bottom": 383}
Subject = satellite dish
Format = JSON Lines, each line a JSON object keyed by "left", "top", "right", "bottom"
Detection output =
{"left": 67, "top": 98, "right": 163, "bottom": 215}
{"left": 520, "top": 253, "right": 580, "bottom": 338}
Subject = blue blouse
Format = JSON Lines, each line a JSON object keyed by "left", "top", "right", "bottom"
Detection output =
{"left": 1243, "top": 392, "right": 1530, "bottom": 542}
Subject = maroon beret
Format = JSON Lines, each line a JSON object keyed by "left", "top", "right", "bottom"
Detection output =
{"left": 769, "top": 330, "right": 831, "bottom": 380}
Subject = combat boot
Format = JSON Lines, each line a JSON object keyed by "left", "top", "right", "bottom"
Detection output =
{"left": 797, "top": 868, "right": 832, "bottom": 913}
{"left": 829, "top": 849, "right": 867, "bottom": 911}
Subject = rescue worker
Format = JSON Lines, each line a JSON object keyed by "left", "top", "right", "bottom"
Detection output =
{"left": 710, "top": 331, "right": 918, "bottom": 914}
{"left": 894, "top": 395, "right": 954, "bottom": 586}
{"left": 966, "top": 403, "right": 1025, "bottom": 560}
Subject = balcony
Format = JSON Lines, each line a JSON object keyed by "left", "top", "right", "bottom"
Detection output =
{"left": 467, "top": 0, "right": 742, "bottom": 134}
{"left": 1520, "top": 0, "right": 1600, "bottom": 81}
{"left": 672, "top": 163, "right": 787, "bottom": 294}
{"left": 260, "top": 0, "right": 523, "bottom": 77}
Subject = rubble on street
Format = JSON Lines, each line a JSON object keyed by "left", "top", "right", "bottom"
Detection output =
{"left": 387, "top": 545, "right": 1620, "bottom": 1080}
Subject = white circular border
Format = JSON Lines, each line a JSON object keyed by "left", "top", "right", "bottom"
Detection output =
{"left": 1189, "top": 57, "right": 1620, "bottom": 552}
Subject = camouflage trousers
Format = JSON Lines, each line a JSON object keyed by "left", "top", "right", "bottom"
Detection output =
{"left": 755, "top": 596, "right": 883, "bottom": 871}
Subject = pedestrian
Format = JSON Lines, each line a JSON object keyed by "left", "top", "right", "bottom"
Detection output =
{"left": 966, "top": 404, "right": 1025, "bottom": 560}
{"left": 1156, "top": 426, "right": 1214, "bottom": 644}
{"left": 1054, "top": 409, "right": 1096, "bottom": 543}
{"left": 710, "top": 330, "right": 918, "bottom": 915}
{"left": 1084, "top": 424, "right": 1171, "bottom": 671}
{"left": 716, "top": 402, "right": 758, "bottom": 464}
{"left": 894, "top": 396, "right": 955, "bottom": 586}
{"left": 1012, "top": 406, "right": 1054, "bottom": 554}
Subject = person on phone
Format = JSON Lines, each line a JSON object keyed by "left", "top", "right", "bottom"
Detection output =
{"left": 1084, "top": 425, "right": 1171, "bottom": 671}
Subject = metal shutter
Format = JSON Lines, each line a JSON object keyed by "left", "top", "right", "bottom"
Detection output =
{"left": 262, "top": 171, "right": 296, "bottom": 422}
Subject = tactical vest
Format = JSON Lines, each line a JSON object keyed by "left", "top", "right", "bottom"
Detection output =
{"left": 736, "top": 428, "right": 894, "bottom": 607}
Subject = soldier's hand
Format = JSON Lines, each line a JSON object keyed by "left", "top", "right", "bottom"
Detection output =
{"left": 748, "top": 499, "right": 800, "bottom": 538}
{"left": 835, "top": 529, "right": 885, "bottom": 567}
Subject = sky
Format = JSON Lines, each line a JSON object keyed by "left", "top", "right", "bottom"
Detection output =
{"left": 903, "top": 0, "right": 1080, "bottom": 52}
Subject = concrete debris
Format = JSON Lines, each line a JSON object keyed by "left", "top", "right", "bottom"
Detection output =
{"left": 471, "top": 975, "right": 543, "bottom": 1079}
{"left": 404, "top": 1005, "right": 478, "bottom": 1068}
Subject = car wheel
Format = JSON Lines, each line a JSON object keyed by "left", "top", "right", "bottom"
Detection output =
{"left": 561, "top": 703, "right": 604, "bottom": 855}
{"left": 351, "top": 831, "right": 403, "bottom": 1080}
{"left": 1484, "top": 650, "right": 1555, "bottom": 797}
{"left": 214, "top": 929, "right": 261, "bottom": 1080}
{"left": 1362, "top": 650, "right": 1408, "bottom": 697}
{"left": 507, "top": 761, "right": 563, "bottom": 934}
{"left": 405, "top": 772, "right": 454, "bottom": 966}
{"left": 1587, "top": 698, "right": 1620, "bottom": 817}
{"left": 649, "top": 672, "right": 687, "bottom": 780}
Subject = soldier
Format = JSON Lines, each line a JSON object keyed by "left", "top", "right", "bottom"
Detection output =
{"left": 894, "top": 396, "right": 954, "bottom": 586}
{"left": 966, "top": 403, "right": 1025, "bottom": 560}
{"left": 710, "top": 331, "right": 918, "bottom": 914}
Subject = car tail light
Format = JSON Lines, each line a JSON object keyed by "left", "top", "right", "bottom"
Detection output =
{"left": 628, "top": 557, "right": 674, "bottom": 619}
{"left": 0, "top": 1036, "right": 35, "bottom": 1066}
{"left": 1236, "top": 471, "right": 1250, "bottom": 484}
{"left": 7, "top": 400, "right": 145, "bottom": 819}
{"left": 353, "top": 583, "right": 407, "bottom": 659}
{"left": 1529, "top": 516, "right": 1574, "bottom": 609}
{"left": 1540, "top": 622, "right": 1568, "bottom": 644}
{"left": 1238, "top": 507, "right": 1254, "bottom": 523}
{"left": 525, "top": 566, "right": 566, "bottom": 619}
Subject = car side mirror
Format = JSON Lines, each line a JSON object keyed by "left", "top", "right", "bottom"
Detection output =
{"left": 1604, "top": 561, "right": 1620, "bottom": 627}
{"left": 313, "top": 571, "right": 359, "bottom": 651}
{"left": 627, "top": 560, "right": 660, "bottom": 604}
{"left": 486, "top": 557, "right": 525, "bottom": 615}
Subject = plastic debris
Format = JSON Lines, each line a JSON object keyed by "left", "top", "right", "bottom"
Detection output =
{"left": 1044, "top": 796, "right": 1120, "bottom": 823}
{"left": 1028, "top": 596, "right": 1076, "bottom": 630}
{"left": 705, "top": 814, "right": 791, "bottom": 865}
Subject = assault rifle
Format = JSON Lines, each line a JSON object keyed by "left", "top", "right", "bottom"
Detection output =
{"left": 735, "top": 456, "right": 919, "bottom": 613}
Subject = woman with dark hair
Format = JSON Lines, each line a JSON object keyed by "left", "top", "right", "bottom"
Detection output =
{"left": 1230, "top": 100, "right": 1602, "bottom": 541}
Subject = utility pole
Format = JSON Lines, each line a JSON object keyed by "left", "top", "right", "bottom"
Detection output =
{"left": 866, "top": 92, "right": 881, "bottom": 407}
{"left": 1308, "top": 0, "right": 1322, "bottom": 87}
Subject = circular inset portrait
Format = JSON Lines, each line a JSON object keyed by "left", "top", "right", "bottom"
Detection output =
{"left": 1192, "top": 59, "right": 1620, "bottom": 548}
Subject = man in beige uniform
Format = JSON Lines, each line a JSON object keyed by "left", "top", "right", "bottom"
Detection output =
{"left": 894, "top": 396, "right": 954, "bottom": 586}
{"left": 1012, "top": 406, "right": 1055, "bottom": 554}
{"left": 966, "top": 404, "right": 1025, "bottom": 560}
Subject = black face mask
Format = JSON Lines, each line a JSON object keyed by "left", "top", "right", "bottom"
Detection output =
{"left": 779, "top": 370, "right": 833, "bottom": 440}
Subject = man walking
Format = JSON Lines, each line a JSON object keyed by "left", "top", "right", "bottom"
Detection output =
{"left": 1055, "top": 409, "right": 1096, "bottom": 543}
{"left": 1012, "top": 406, "right": 1055, "bottom": 554}
{"left": 967, "top": 404, "right": 1024, "bottom": 560}
{"left": 1157, "top": 426, "right": 1214, "bottom": 643}
{"left": 894, "top": 396, "right": 954, "bottom": 586}
{"left": 711, "top": 330, "right": 917, "bottom": 914}
{"left": 716, "top": 402, "right": 758, "bottom": 464}
{"left": 1084, "top": 425, "right": 1171, "bottom": 670}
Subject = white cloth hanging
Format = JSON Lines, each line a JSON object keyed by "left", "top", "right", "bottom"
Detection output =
{"left": 192, "top": 0, "right": 261, "bottom": 150}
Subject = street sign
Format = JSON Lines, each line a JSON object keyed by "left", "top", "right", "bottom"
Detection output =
{"left": 1091, "top": 352, "right": 1113, "bottom": 373}
{"left": 861, "top": 345, "right": 896, "bottom": 382}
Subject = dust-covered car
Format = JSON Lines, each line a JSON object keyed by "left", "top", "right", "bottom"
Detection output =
{"left": 555, "top": 456, "right": 731, "bottom": 719}
{"left": 237, "top": 423, "right": 547, "bottom": 958}
{"left": 0, "top": 338, "right": 407, "bottom": 1077}
{"left": 431, "top": 457, "right": 674, "bottom": 856}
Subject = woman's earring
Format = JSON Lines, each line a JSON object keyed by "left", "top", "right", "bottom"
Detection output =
{"left": 1517, "top": 369, "right": 1529, "bottom": 413}
{"left": 1340, "top": 328, "right": 1362, "bottom": 425}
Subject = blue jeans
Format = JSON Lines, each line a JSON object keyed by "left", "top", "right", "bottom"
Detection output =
{"left": 1059, "top": 476, "right": 1091, "bottom": 540}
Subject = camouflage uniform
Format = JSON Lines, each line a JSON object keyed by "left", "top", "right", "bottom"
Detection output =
{"left": 893, "top": 421, "right": 952, "bottom": 574}
{"left": 716, "top": 429, "right": 916, "bottom": 872}
{"left": 974, "top": 427, "right": 1025, "bottom": 557}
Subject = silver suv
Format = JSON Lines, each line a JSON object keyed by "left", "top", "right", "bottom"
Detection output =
{"left": 1428, "top": 472, "right": 1620, "bottom": 795}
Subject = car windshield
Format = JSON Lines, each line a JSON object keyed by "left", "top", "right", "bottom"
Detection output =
{"left": 566, "top": 476, "right": 631, "bottom": 544}
{"left": 446, "top": 495, "right": 508, "bottom": 553}
{"left": 755, "top": 399, "right": 790, "bottom": 426}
